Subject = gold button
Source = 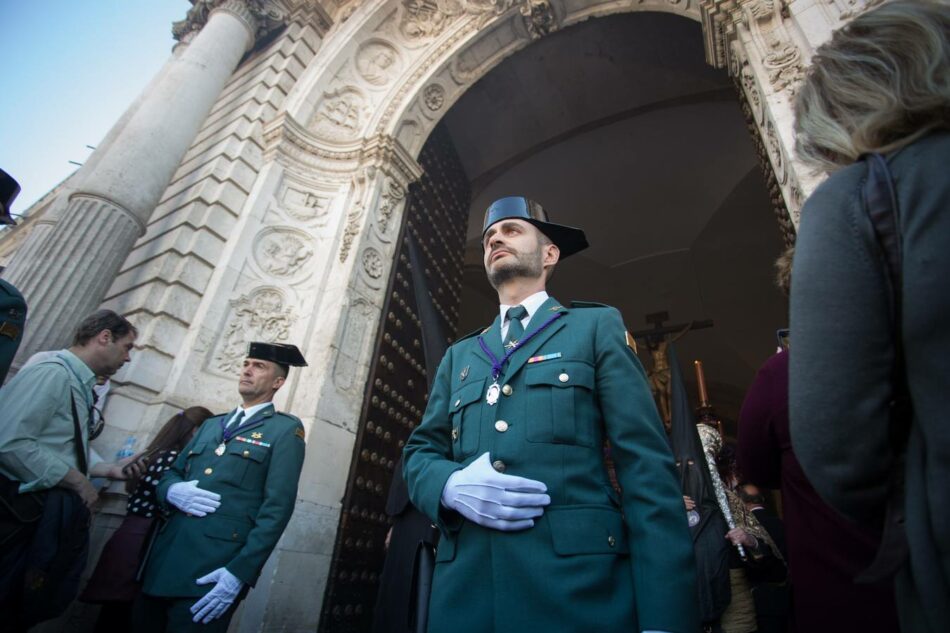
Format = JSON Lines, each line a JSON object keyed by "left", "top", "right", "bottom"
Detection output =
{"left": 501, "top": 384, "right": 513, "bottom": 396}
{"left": 204, "top": 468, "right": 213, "bottom": 475}
{"left": 243, "top": 450, "right": 250, "bottom": 457}
{"left": 494, "top": 420, "right": 509, "bottom": 433}
{"left": 492, "top": 460, "right": 506, "bottom": 473}
{"left": 451, "top": 427, "right": 459, "bottom": 441}
{"left": 608, "top": 535, "right": 616, "bottom": 547}
{"left": 558, "top": 373, "right": 569, "bottom": 383}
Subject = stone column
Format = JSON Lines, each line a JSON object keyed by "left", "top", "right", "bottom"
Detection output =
{"left": 3, "top": 0, "right": 284, "bottom": 362}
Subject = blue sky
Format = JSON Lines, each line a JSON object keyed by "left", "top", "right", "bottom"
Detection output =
{"left": 0, "top": 1, "right": 192, "bottom": 215}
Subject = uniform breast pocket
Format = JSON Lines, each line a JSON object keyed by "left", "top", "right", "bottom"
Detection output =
{"left": 449, "top": 378, "right": 485, "bottom": 459}
{"left": 182, "top": 443, "right": 208, "bottom": 478}
{"left": 224, "top": 442, "right": 269, "bottom": 486}
{"left": 525, "top": 360, "right": 596, "bottom": 446}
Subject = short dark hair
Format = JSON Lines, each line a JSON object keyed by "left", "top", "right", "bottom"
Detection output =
{"left": 72, "top": 309, "right": 138, "bottom": 346}
{"left": 738, "top": 484, "right": 767, "bottom": 506}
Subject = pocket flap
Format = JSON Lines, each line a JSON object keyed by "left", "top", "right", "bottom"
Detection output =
{"left": 449, "top": 379, "right": 485, "bottom": 413}
{"left": 525, "top": 361, "right": 594, "bottom": 389}
{"left": 227, "top": 442, "right": 268, "bottom": 463}
{"left": 547, "top": 506, "right": 629, "bottom": 555}
{"left": 204, "top": 515, "right": 253, "bottom": 543}
{"left": 434, "top": 535, "right": 456, "bottom": 562}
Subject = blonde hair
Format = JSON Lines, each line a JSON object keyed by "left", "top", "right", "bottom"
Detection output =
{"left": 794, "top": 0, "right": 950, "bottom": 172}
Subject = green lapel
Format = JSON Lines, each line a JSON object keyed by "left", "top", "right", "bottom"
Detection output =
{"left": 229, "top": 404, "right": 275, "bottom": 438}
{"left": 472, "top": 314, "right": 504, "bottom": 368}
{"left": 503, "top": 297, "right": 568, "bottom": 381}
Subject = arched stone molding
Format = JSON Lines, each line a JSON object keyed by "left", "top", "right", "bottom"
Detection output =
{"left": 279, "top": 0, "right": 839, "bottom": 230}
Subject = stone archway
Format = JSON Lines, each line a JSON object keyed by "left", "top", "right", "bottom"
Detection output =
{"left": 227, "top": 1, "right": 828, "bottom": 629}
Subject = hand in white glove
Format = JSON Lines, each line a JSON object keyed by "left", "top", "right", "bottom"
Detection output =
{"left": 440, "top": 452, "right": 550, "bottom": 531}
{"left": 191, "top": 567, "right": 244, "bottom": 623}
{"left": 166, "top": 480, "right": 221, "bottom": 517}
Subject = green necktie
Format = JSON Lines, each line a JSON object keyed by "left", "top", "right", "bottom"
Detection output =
{"left": 504, "top": 305, "right": 528, "bottom": 349}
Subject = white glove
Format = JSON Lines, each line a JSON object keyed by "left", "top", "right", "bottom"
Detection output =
{"left": 166, "top": 480, "right": 221, "bottom": 517}
{"left": 191, "top": 567, "right": 244, "bottom": 623}
{"left": 441, "top": 452, "right": 550, "bottom": 531}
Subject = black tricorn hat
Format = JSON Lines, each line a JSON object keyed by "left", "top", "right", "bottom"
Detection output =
{"left": 0, "top": 168, "right": 20, "bottom": 226}
{"left": 247, "top": 342, "right": 307, "bottom": 368}
{"left": 481, "top": 196, "right": 588, "bottom": 258}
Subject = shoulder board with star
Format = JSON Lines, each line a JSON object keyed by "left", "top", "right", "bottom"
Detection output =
{"left": 456, "top": 325, "right": 492, "bottom": 342}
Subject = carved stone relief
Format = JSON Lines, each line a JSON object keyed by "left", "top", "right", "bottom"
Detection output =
{"left": 280, "top": 185, "right": 330, "bottom": 223}
{"left": 361, "top": 247, "right": 384, "bottom": 280}
{"left": 398, "top": 0, "right": 516, "bottom": 41}
{"left": 253, "top": 227, "right": 315, "bottom": 278}
{"left": 520, "top": 0, "right": 557, "bottom": 40}
{"left": 834, "top": 0, "right": 885, "bottom": 20}
{"left": 211, "top": 287, "right": 297, "bottom": 376}
{"left": 310, "top": 87, "right": 368, "bottom": 142}
{"left": 741, "top": 0, "right": 805, "bottom": 94}
{"left": 172, "top": 0, "right": 286, "bottom": 43}
{"left": 356, "top": 41, "right": 402, "bottom": 86}
{"left": 765, "top": 120, "right": 788, "bottom": 185}
{"left": 375, "top": 180, "right": 407, "bottom": 236}
{"left": 340, "top": 199, "right": 365, "bottom": 263}
{"left": 332, "top": 298, "right": 375, "bottom": 392}
{"left": 423, "top": 83, "right": 446, "bottom": 111}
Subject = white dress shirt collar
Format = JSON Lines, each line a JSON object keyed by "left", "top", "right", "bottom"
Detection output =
{"left": 499, "top": 290, "right": 549, "bottom": 340}
{"left": 226, "top": 401, "right": 273, "bottom": 428}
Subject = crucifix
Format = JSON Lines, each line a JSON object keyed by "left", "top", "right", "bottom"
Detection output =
{"left": 630, "top": 311, "right": 713, "bottom": 430}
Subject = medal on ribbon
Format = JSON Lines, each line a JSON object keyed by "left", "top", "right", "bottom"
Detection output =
{"left": 477, "top": 312, "right": 563, "bottom": 406}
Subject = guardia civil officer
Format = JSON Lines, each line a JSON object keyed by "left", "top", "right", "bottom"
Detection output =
{"left": 134, "top": 343, "right": 308, "bottom": 632}
{"left": 403, "top": 197, "right": 699, "bottom": 633}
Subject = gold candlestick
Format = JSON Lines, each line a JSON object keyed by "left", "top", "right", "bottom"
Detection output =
{"left": 694, "top": 360, "right": 709, "bottom": 407}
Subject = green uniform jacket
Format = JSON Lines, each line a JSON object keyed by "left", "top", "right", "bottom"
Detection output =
{"left": 404, "top": 297, "right": 699, "bottom": 633}
{"left": 142, "top": 404, "right": 305, "bottom": 597}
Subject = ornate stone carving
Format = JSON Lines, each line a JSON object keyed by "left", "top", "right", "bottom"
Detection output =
{"left": 310, "top": 87, "right": 368, "bottom": 142}
{"left": 280, "top": 185, "right": 330, "bottom": 222}
{"left": 375, "top": 180, "right": 406, "bottom": 236}
{"left": 361, "top": 248, "right": 384, "bottom": 279}
{"left": 423, "top": 83, "right": 446, "bottom": 111}
{"left": 356, "top": 41, "right": 402, "bottom": 86}
{"left": 520, "top": 0, "right": 557, "bottom": 40}
{"left": 253, "top": 228, "right": 315, "bottom": 278}
{"left": 398, "top": 0, "right": 515, "bottom": 40}
{"left": 765, "top": 120, "right": 788, "bottom": 185}
{"left": 835, "top": 0, "right": 885, "bottom": 20}
{"left": 172, "top": 0, "right": 286, "bottom": 43}
{"left": 211, "top": 287, "right": 297, "bottom": 375}
{"left": 742, "top": 0, "right": 805, "bottom": 93}
{"left": 739, "top": 61, "right": 765, "bottom": 125}
{"left": 340, "top": 201, "right": 364, "bottom": 263}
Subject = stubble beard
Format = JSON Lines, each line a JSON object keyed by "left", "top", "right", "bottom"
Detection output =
{"left": 486, "top": 245, "right": 544, "bottom": 290}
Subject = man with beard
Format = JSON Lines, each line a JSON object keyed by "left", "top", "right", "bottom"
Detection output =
{"left": 404, "top": 197, "right": 698, "bottom": 633}
{"left": 135, "top": 342, "right": 307, "bottom": 632}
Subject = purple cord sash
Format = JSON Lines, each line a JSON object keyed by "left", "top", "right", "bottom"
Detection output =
{"left": 477, "top": 312, "right": 563, "bottom": 381}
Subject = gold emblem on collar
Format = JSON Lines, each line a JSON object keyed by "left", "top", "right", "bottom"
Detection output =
{"left": 550, "top": 305, "right": 563, "bottom": 311}
{"left": 251, "top": 432, "right": 263, "bottom": 439}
